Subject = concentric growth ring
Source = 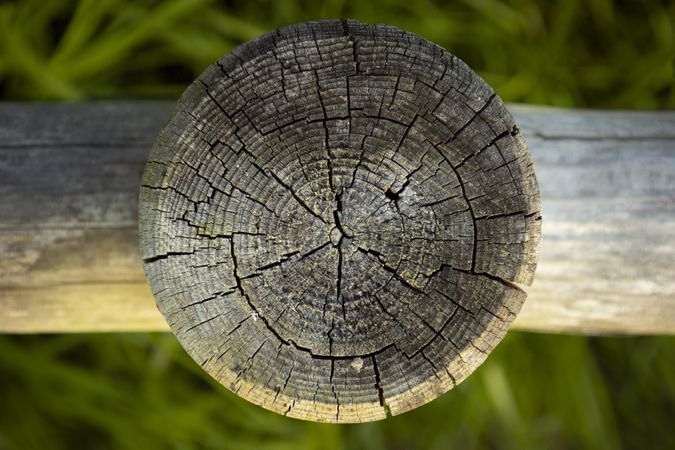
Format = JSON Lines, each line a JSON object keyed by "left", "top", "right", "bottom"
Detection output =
{"left": 140, "top": 20, "right": 541, "bottom": 423}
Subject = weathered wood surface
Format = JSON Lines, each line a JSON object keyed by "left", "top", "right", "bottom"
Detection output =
{"left": 138, "top": 20, "right": 541, "bottom": 422}
{"left": 1, "top": 103, "right": 674, "bottom": 336}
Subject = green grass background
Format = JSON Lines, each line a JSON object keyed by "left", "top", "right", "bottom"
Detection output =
{"left": 0, "top": 0, "right": 674, "bottom": 449}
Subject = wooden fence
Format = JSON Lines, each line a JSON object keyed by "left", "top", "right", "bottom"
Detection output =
{"left": 1, "top": 102, "right": 673, "bottom": 334}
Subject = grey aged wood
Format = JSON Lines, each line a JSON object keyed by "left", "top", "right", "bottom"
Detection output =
{"left": 138, "top": 20, "right": 540, "bottom": 422}
{"left": 2, "top": 106, "right": 675, "bottom": 337}
{"left": 0, "top": 48, "right": 673, "bottom": 339}
{"left": 513, "top": 105, "right": 675, "bottom": 335}
{"left": 0, "top": 102, "right": 169, "bottom": 332}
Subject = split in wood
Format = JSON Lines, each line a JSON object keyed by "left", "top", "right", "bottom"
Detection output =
{"left": 139, "top": 20, "right": 540, "bottom": 423}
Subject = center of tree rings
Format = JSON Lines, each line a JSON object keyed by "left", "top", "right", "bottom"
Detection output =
{"left": 140, "top": 20, "right": 541, "bottom": 423}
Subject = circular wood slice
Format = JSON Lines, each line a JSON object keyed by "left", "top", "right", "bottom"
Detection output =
{"left": 139, "top": 20, "right": 541, "bottom": 423}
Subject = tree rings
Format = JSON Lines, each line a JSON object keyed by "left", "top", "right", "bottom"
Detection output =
{"left": 140, "top": 20, "right": 541, "bottom": 423}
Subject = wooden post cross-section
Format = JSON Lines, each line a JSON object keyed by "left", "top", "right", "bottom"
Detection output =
{"left": 2, "top": 20, "right": 675, "bottom": 423}
{"left": 139, "top": 20, "right": 540, "bottom": 423}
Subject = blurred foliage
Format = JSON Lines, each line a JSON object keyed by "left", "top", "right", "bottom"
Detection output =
{"left": 1, "top": 0, "right": 675, "bottom": 449}
{"left": 2, "top": 332, "right": 674, "bottom": 450}
{"left": 0, "top": 0, "right": 673, "bottom": 107}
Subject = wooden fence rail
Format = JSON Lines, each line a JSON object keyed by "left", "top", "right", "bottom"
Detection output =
{"left": 0, "top": 102, "right": 673, "bottom": 334}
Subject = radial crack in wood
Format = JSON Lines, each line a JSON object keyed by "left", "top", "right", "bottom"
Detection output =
{"left": 139, "top": 20, "right": 541, "bottom": 423}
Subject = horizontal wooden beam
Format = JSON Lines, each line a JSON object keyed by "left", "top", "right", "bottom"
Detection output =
{"left": 1, "top": 102, "right": 673, "bottom": 334}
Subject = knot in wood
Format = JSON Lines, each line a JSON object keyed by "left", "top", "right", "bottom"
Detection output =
{"left": 140, "top": 20, "right": 541, "bottom": 423}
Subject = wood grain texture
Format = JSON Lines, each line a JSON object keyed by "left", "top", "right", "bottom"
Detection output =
{"left": 138, "top": 20, "right": 540, "bottom": 422}
{"left": 512, "top": 106, "right": 675, "bottom": 334}
{"left": 0, "top": 102, "right": 169, "bottom": 331}
{"left": 1, "top": 93, "right": 674, "bottom": 338}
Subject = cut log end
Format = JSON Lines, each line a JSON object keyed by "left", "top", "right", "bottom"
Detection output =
{"left": 139, "top": 19, "right": 541, "bottom": 423}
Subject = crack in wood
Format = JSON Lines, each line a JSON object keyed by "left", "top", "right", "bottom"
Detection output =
{"left": 140, "top": 19, "right": 540, "bottom": 423}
